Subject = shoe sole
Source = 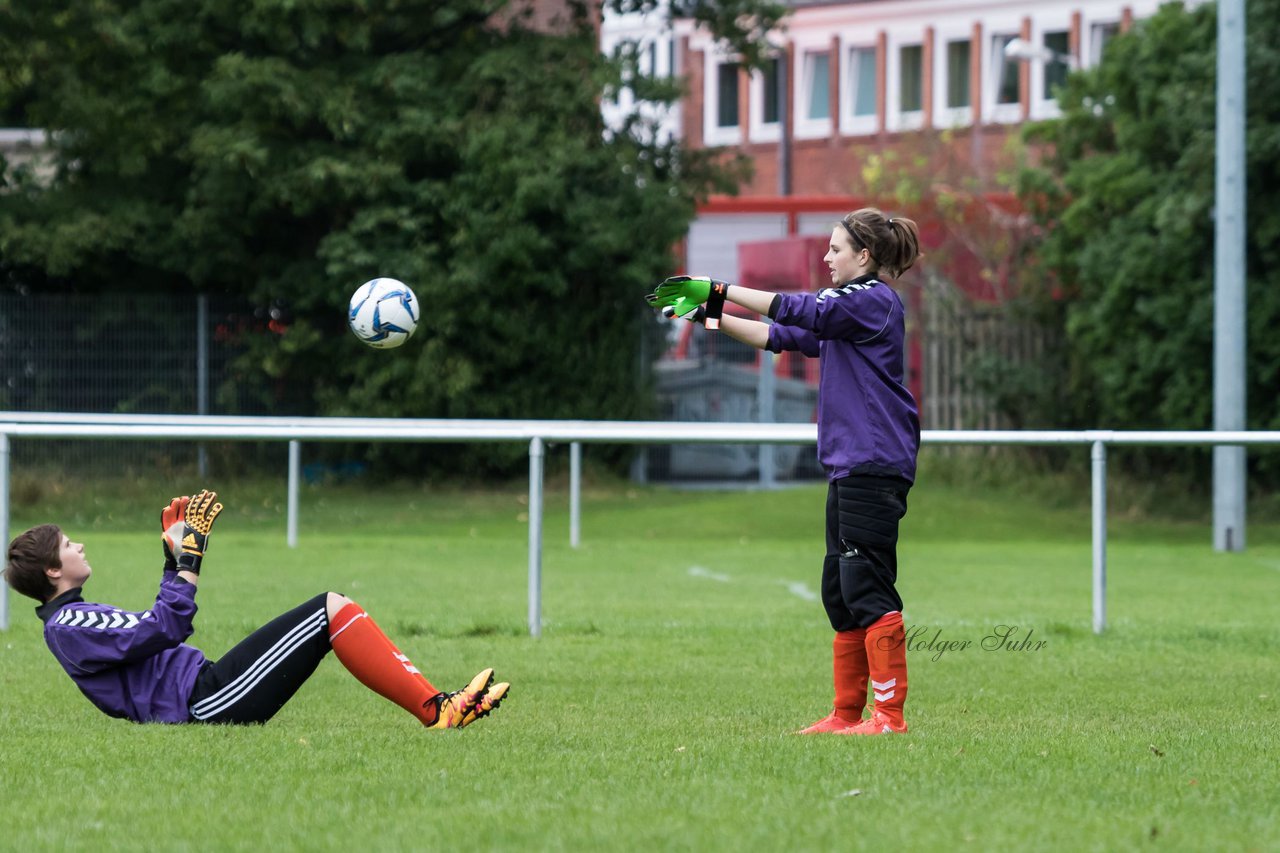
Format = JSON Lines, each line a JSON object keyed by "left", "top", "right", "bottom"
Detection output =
{"left": 465, "top": 668, "right": 496, "bottom": 698}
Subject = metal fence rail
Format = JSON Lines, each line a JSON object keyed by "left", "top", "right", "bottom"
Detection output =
{"left": 4, "top": 414, "right": 1279, "bottom": 636}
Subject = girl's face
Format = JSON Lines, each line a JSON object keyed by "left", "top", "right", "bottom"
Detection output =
{"left": 55, "top": 533, "right": 92, "bottom": 588}
{"left": 824, "top": 226, "right": 869, "bottom": 285}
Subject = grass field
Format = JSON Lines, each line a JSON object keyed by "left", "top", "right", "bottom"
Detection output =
{"left": 1, "top": 457, "right": 1277, "bottom": 851}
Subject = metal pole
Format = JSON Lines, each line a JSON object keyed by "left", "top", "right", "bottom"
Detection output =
{"left": 528, "top": 437, "right": 545, "bottom": 638}
{"left": 778, "top": 47, "right": 791, "bottom": 197}
{"left": 1213, "top": 0, "right": 1247, "bottom": 552}
{"left": 287, "top": 440, "right": 300, "bottom": 549}
{"left": 569, "top": 441, "right": 581, "bottom": 548}
{"left": 758, "top": 350, "right": 776, "bottom": 488}
{"left": 1091, "top": 440, "right": 1107, "bottom": 634}
{"left": 1, "top": 434, "right": 9, "bottom": 631}
{"left": 197, "top": 293, "right": 209, "bottom": 477}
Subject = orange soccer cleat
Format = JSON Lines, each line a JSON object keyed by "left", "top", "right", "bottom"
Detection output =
{"left": 796, "top": 711, "right": 862, "bottom": 735}
{"left": 835, "top": 709, "right": 908, "bottom": 736}
{"left": 427, "top": 668, "right": 495, "bottom": 730}
{"left": 458, "top": 681, "right": 510, "bottom": 728}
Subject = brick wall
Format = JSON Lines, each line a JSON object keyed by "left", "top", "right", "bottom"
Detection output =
{"left": 676, "top": 0, "right": 1143, "bottom": 198}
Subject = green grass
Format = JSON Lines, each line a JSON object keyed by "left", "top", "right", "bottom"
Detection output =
{"left": 2, "top": 464, "right": 1277, "bottom": 851}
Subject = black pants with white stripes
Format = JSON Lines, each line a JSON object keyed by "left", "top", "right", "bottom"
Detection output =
{"left": 821, "top": 475, "right": 911, "bottom": 631}
{"left": 187, "top": 593, "right": 331, "bottom": 724}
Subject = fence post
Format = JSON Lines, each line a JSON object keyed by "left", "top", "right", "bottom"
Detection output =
{"left": 528, "top": 437, "right": 545, "bottom": 638}
{"left": 1091, "top": 440, "right": 1107, "bottom": 634}
{"left": 1, "top": 433, "right": 8, "bottom": 631}
{"left": 197, "top": 293, "right": 209, "bottom": 477}
{"left": 287, "top": 440, "right": 300, "bottom": 549}
{"left": 570, "top": 441, "right": 581, "bottom": 548}
{"left": 758, "top": 351, "right": 776, "bottom": 487}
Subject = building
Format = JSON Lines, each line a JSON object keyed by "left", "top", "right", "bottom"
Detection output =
{"left": 604, "top": 0, "right": 1179, "bottom": 433}
{"left": 605, "top": 0, "right": 1173, "bottom": 197}
{"left": 600, "top": 0, "right": 1175, "bottom": 279}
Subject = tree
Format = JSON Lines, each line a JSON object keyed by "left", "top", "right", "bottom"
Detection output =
{"left": 0, "top": 0, "right": 780, "bottom": 474}
{"left": 1019, "top": 0, "right": 1280, "bottom": 469}
{"left": 851, "top": 130, "right": 1067, "bottom": 430}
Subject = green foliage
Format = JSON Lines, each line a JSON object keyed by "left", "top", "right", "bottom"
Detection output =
{"left": 0, "top": 0, "right": 764, "bottom": 474}
{"left": 1019, "top": 0, "right": 1280, "bottom": 450}
{"left": 853, "top": 130, "right": 1071, "bottom": 429}
{"left": 611, "top": 0, "right": 788, "bottom": 69}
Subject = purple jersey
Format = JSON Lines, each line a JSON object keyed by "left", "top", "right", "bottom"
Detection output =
{"left": 766, "top": 275, "right": 920, "bottom": 482}
{"left": 35, "top": 572, "right": 207, "bottom": 723}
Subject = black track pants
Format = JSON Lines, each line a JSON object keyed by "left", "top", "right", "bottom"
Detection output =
{"left": 187, "top": 593, "right": 332, "bottom": 724}
{"left": 821, "top": 475, "right": 910, "bottom": 631}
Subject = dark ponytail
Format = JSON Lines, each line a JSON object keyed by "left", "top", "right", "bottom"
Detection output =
{"left": 839, "top": 208, "right": 921, "bottom": 279}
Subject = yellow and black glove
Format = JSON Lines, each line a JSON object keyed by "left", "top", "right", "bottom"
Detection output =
{"left": 162, "top": 489, "right": 224, "bottom": 574}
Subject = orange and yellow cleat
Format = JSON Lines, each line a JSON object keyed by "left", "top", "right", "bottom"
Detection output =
{"left": 427, "top": 668, "right": 495, "bottom": 729}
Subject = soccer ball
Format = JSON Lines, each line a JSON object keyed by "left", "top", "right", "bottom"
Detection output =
{"left": 348, "top": 278, "right": 419, "bottom": 349}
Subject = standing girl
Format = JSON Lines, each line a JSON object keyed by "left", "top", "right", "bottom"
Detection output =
{"left": 648, "top": 208, "right": 921, "bottom": 735}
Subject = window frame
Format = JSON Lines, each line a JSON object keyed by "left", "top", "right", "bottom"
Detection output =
{"left": 703, "top": 54, "right": 743, "bottom": 147}
{"left": 1041, "top": 30, "right": 1071, "bottom": 100}
{"left": 839, "top": 42, "right": 879, "bottom": 136}
{"left": 1087, "top": 20, "right": 1121, "bottom": 67}
{"left": 748, "top": 56, "right": 783, "bottom": 143}
{"left": 984, "top": 29, "right": 1024, "bottom": 125}
{"left": 886, "top": 33, "right": 924, "bottom": 132}
{"left": 1025, "top": 19, "right": 1072, "bottom": 121}
{"left": 934, "top": 31, "right": 973, "bottom": 129}
{"left": 794, "top": 47, "right": 834, "bottom": 140}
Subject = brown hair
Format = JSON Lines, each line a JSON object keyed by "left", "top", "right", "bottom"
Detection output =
{"left": 839, "top": 208, "right": 921, "bottom": 279}
{"left": 5, "top": 524, "right": 61, "bottom": 602}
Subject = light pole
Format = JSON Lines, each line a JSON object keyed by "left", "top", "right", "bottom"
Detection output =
{"left": 1214, "top": 0, "right": 1247, "bottom": 552}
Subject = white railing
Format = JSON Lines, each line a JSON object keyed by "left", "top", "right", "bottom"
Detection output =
{"left": 3, "top": 413, "right": 1278, "bottom": 637}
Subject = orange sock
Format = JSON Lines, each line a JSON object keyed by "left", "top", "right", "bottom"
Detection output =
{"left": 329, "top": 602, "right": 441, "bottom": 725}
{"left": 864, "top": 611, "right": 908, "bottom": 731}
{"left": 833, "top": 630, "right": 869, "bottom": 722}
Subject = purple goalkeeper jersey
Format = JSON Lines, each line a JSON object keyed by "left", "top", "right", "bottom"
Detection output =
{"left": 766, "top": 274, "right": 920, "bottom": 482}
{"left": 35, "top": 572, "right": 207, "bottom": 723}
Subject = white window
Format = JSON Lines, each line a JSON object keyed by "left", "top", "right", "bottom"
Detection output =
{"left": 805, "top": 51, "right": 830, "bottom": 120}
{"left": 795, "top": 50, "right": 832, "bottom": 138}
{"left": 946, "top": 39, "right": 971, "bottom": 109}
{"left": 885, "top": 37, "right": 926, "bottom": 131}
{"left": 987, "top": 33, "right": 1022, "bottom": 123}
{"left": 899, "top": 45, "right": 923, "bottom": 112}
{"left": 936, "top": 37, "right": 972, "bottom": 128}
{"left": 703, "top": 58, "right": 742, "bottom": 146}
{"left": 1089, "top": 21, "right": 1120, "bottom": 66}
{"left": 749, "top": 57, "right": 783, "bottom": 143}
{"left": 1042, "top": 31, "right": 1071, "bottom": 100}
{"left": 716, "top": 62, "right": 740, "bottom": 128}
{"left": 841, "top": 44, "right": 878, "bottom": 135}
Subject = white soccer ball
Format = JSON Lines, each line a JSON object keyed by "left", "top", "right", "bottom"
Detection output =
{"left": 348, "top": 278, "right": 420, "bottom": 349}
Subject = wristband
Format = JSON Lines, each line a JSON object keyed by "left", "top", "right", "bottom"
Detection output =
{"left": 704, "top": 281, "right": 729, "bottom": 330}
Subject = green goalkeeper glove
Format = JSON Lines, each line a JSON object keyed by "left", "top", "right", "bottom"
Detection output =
{"left": 660, "top": 296, "right": 704, "bottom": 321}
{"left": 646, "top": 276, "right": 730, "bottom": 329}
{"left": 644, "top": 275, "right": 717, "bottom": 309}
{"left": 162, "top": 489, "right": 224, "bottom": 575}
